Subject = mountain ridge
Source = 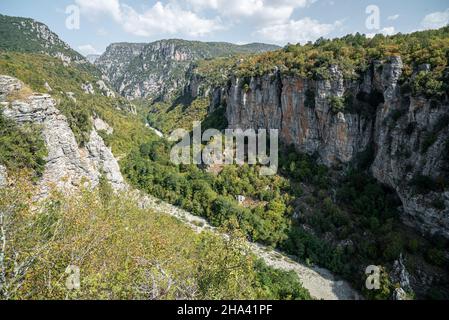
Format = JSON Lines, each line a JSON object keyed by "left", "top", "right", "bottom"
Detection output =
{"left": 95, "top": 39, "right": 280, "bottom": 100}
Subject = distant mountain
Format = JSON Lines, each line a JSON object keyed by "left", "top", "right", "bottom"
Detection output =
{"left": 0, "top": 14, "right": 89, "bottom": 66}
{"left": 95, "top": 39, "right": 280, "bottom": 100}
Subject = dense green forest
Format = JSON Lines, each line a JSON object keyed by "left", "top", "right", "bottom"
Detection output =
{"left": 122, "top": 137, "right": 448, "bottom": 299}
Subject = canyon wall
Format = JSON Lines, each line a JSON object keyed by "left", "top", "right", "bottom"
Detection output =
{"left": 192, "top": 57, "right": 449, "bottom": 239}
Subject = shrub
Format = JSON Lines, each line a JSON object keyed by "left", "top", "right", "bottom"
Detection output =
{"left": 328, "top": 96, "right": 345, "bottom": 113}
{"left": 0, "top": 112, "right": 47, "bottom": 179}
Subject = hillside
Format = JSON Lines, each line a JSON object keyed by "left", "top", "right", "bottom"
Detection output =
{"left": 0, "top": 14, "right": 313, "bottom": 301}
{"left": 0, "top": 14, "right": 88, "bottom": 66}
{"left": 95, "top": 39, "right": 279, "bottom": 100}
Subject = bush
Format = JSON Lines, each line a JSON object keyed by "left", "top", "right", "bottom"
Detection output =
{"left": 0, "top": 112, "right": 47, "bottom": 179}
{"left": 328, "top": 96, "right": 345, "bottom": 113}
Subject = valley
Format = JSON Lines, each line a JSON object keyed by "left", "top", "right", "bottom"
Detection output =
{"left": 0, "top": 12, "right": 448, "bottom": 301}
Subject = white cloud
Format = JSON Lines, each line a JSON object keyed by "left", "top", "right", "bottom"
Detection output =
{"left": 120, "top": 2, "right": 223, "bottom": 37}
{"left": 75, "top": 0, "right": 122, "bottom": 21}
{"left": 254, "top": 17, "right": 342, "bottom": 44}
{"left": 421, "top": 8, "right": 449, "bottom": 29}
{"left": 75, "top": 0, "right": 223, "bottom": 37}
{"left": 78, "top": 44, "right": 101, "bottom": 56}
{"left": 185, "top": 0, "right": 316, "bottom": 24}
{"left": 387, "top": 14, "right": 399, "bottom": 21}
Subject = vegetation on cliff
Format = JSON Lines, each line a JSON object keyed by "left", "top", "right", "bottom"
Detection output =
{"left": 0, "top": 112, "right": 47, "bottom": 179}
{"left": 192, "top": 27, "right": 449, "bottom": 99}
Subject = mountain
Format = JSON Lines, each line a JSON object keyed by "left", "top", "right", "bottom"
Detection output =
{"left": 95, "top": 39, "right": 280, "bottom": 100}
{"left": 0, "top": 14, "right": 88, "bottom": 66}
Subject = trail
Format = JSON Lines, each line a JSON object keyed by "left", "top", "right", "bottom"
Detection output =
{"left": 138, "top": 194, "right": 362, "bottom": 300}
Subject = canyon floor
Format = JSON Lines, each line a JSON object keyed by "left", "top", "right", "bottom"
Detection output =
{"left": 139, "top": 194, "right": 362, "bottom": 300}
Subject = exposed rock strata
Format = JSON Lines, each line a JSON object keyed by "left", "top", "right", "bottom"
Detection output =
{"left": 193, "top": 57, "right": 449, "bottom": 239}
{"left": 0, "top": 75, "right": 126, "bottom": 197}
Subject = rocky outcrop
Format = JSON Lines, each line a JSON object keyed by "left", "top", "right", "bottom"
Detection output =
{"left": 81, "top": 82, "right": 95, "bottom": 95}
{"left": 199, "top": 56, "right": 449, "bottom": 239}
{"left": 0, "top": 75, "right": 23, "bottom": 100}
{"left": 86, "top": 54, "right": 100, "bottom": 64}
{"left": 96, "top": 80, "right": 116, "bottom": 98}
{"left": 391, "top": 254, "right": 413, "bottom": 294}
{"left": 93, "top": 116, "right": 113, "bottom": 134}
{"left": 0, "top": 75, "right": 126, "bottom": 196}
{"left": 85, "top": 130, "right": 125, "bottom": 191}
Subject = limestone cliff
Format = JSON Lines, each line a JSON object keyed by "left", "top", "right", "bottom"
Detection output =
{"left": 194, "top": 57, "right": 449, "bottom": 239}
{"left": 96, "top": 40, "right": 279, "bottom": 100}
{"left": 0, "top": 75, "right": 126, "bottom": 196}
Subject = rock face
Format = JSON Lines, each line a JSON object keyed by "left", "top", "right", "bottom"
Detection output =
{"left": 391, "top": 254, "right": 412, "bottom": 294}
{"left": 198, "top": 56, "right": 449, "bottom": 239}
{"left": 96, "top": 80, "right": 116, "bottom": 98}
{"left": 81, "top": 82, "right": 95, "bottom": 95}
{"left": 95, "top": 40, "right": 280, "bottom": 100}
{"left": 0, "top": 75, "right": 126, "bottom": 196}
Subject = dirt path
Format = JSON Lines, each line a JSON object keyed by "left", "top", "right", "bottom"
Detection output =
{"left": 138, "top": 194, "right": 362, "bottom": 300}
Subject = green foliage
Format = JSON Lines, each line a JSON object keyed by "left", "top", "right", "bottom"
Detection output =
{"left": 411, "top": 71, "right": 445, "bottom": 98}
{"left": 147, "top": 97, "right": 211, "bottom": 134}
{"left": 58, "top": 97, "right": 92, "bottom": 146}
{"left": 253, "top": 260, "right": 312, "bottom": 300}
{"left": 328, "top": 96, "right": 345, "bottom": 113}
{"left": 123, "top": 140, "right": 293, "bottom": 247}
{"left": 0, "top": 15, "right": 99, "bottom": 76}
{"left": 197, "top": 27, "right": 449, "bottom": 98}
{"left": 0, "top": 111, "right": 47, "bottom": 179}
{"left": 0, "top": 51, "right": 157, "bottom": 156}
{"left": 0, "top": 178, "right": 310, "bottom": 300}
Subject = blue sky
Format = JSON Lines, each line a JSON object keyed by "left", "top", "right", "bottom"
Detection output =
{"left": 1, "top": 0, "right": 448, "bottom": 56}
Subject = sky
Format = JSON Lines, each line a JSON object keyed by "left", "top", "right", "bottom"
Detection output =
{"left": 1, "top": 0, "right": 448, "bottom": 56}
